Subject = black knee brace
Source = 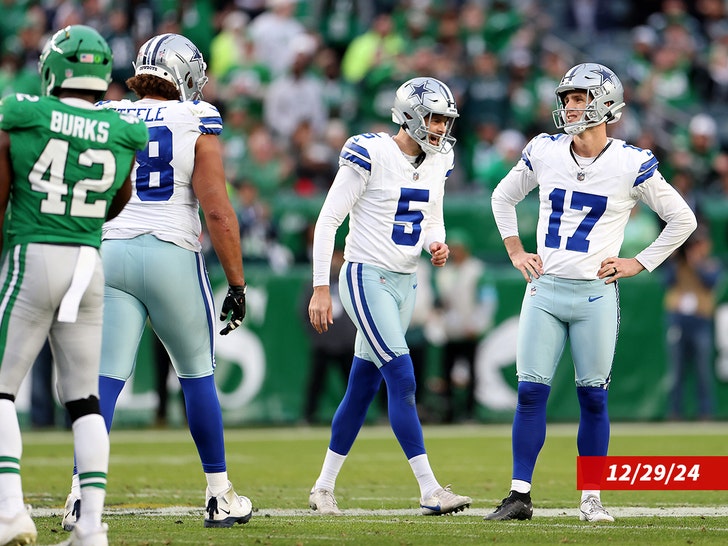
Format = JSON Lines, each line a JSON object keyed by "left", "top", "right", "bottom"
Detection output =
{"left": 65, "top": 395, "right": 101, "bottom": 423}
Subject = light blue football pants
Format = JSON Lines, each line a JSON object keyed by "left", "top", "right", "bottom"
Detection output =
{"left": 516, "top": 274, "right": 619, "bottom": 387}
{"left": 338, "top": 261, "right": 416, "bottom": 367}
{"left": 100, "top": 235, "right": 216, "bottom": 380}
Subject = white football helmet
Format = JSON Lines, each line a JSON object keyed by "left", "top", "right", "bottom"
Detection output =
{"left": 133, "top": 33, "right": 208, "bottom": 101}
{"left": 391, "top": 77, "right": 459, "bottom": 154}
{"left": 552, "top": 63, "right": 625, "bottom": 135}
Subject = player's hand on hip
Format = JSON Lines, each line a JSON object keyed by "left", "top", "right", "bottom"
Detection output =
{"left": 429, "top": 242, "right": 449, "bottom": 267}
{"left": 309, "top": 286, "right": 333, "bottom": 334}
{"left": 219, "top": 284, "right": 247, "bottom": 335}
{"left": 599, "top": 257, "right": 645, "bottom": 284}
{"left": 511, "top": 250, "right": 543, "bottom": 282}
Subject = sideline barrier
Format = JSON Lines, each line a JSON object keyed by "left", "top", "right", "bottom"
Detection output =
{"left": 15, "top": 191, "right": 728, "bottom": 426}
{"left": 94, "top": 265, "right": 727, "bottom": 426}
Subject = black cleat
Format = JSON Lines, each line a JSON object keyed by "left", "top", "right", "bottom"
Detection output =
{"left": 484, "top": 490, "right": 533, "bottom": 521}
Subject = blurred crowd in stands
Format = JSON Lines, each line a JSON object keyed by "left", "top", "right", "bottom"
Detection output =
{"left": 10, "top": 0, "right": 726, "bottom": 425}
{"left": 3, "top": 0, "right": 728, "bottom": 268}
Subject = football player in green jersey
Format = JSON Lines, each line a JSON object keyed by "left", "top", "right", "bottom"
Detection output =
{"left": 0, "top": 25, "right": 148, "bottom": 546}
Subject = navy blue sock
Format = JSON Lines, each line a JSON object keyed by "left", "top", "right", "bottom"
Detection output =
{"left": 576, "top": 386, "right": 610, "bottom": 456}
{"left": 380, "top": 354, "right": 424, "bottom": 459}
{"left": 512, "top": 381, "right": 550, "bottom": 482}
{"left": 99, "top": 375, "right": 126, "bottom": 433}
{"left": 179, "top": 375, "right": 226, "bottom": 473}
{"left": 329, "top": 357, "right": 382, "bottom": 455}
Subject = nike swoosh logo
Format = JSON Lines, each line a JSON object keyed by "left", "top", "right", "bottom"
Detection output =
{"left": 219, "top": 508, "right": 231, "bottom": 515}
{"left": 421, "top": 503, "right": 441, "bottom": 511}
{"left": 588, "top": 296, "right": 603, "bottom": 302}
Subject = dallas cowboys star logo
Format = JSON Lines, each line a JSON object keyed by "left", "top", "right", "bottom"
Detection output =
{"left": 186, "top": 45, "right": 203, "bottom": 67}
{"left": 561, "top": 65, "right": 613, "bottom": 86}
{"left": 408, "top": 81, "right": 434, "bottom": 105}
{"left": 590, "top": 66, "right": 613, "bottom": 85}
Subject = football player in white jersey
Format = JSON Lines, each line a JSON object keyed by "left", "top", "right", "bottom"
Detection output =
{"left": 62, "top": 34, "right": 253, "bottom": 530}
{"left": 485, "top": 63, "right": 697, "bottom": 522}
{"left": 307, "top": 77, "right": 471, "bottom": 516}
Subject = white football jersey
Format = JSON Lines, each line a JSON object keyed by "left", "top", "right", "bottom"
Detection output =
{"left": 100, "top": 98, "right": 223, "bottom": 251}
{"left": 312, "top": 132, "right": 453, "bottom": 286}
{"left": 492, "top": 133, "right": 696, "bottom": 280}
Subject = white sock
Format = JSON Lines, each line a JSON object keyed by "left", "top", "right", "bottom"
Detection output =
{"left": 511, "top": 479, "right": 531, "bottom": 494}
{"left": 408, "top": 454, "right": 440, "bottom": 500}
{"left": 79, "top": 487, "right": 106, "bottom": 529}
{"left": 314, "top": 449, "right": 347, "bottom": 492}
{"left": 206, "top": 472, "right": 229, "bottom": 496}
{"left": 581, "top": 490, "right": 600, "bottom": 502}
{"left": 0, "top": 399, "right": 25, "bottom": 514}
{"left": 73, "top": 414, "right": 109, "bottom": 529}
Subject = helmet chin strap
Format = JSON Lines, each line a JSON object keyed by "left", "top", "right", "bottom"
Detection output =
{"left": 565, "top": 123, "right": 587, "bottom": 135}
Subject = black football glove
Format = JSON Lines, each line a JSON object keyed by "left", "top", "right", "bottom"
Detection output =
{"left": 219, "top": 284, "right": 246, "bottom": 335}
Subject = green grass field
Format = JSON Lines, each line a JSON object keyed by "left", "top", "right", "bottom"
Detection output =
{"left": 20, "top": 422, "right": 728, "bottom": 545}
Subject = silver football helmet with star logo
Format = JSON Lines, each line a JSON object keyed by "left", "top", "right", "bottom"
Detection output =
{"left": 133, "top": 33, "right": 208, "bottom": 101}
{"left": 552, "top": 63, "right": 625, "bottom": 135}
{"left": 391, "top": 77, "right": 459, "bottom": 154}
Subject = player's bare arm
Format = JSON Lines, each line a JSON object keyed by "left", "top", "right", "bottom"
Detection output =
{"left": 192, "top": 134, "right": 245, "bottom": 287}
{"left": 504, "top": 235, "right": 543, "bottom": 282}
{"left": 106, "top": 160, "right": 134, "bottom": 221}
{"left": 598, "top": 257, "right": 645, "bottom": 284}
{"left": 429, "top": 241, "right": 449, "bottom": 267}
{"left": 309, "top": 285, "right": 333, "bottom": 334}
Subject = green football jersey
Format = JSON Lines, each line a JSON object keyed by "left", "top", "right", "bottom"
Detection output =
{"left": 0, "top": 93, "right": 148, "bottom": 248}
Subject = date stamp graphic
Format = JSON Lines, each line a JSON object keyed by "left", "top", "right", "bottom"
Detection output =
{"left": 577, "top": 456, "right": 728, "bottom": 490}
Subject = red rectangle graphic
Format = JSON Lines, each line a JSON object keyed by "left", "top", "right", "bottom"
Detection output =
{"left": 577, "top": 456, "right": 728, "bottom": 490}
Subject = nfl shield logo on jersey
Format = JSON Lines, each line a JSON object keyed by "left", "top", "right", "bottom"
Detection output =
{"left": 413, "top": 172, "right": 419, "bottom": 181}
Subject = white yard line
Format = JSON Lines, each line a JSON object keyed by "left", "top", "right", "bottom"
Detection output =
{"left": 30, "top": 506, "right": 728, "bottom": 518}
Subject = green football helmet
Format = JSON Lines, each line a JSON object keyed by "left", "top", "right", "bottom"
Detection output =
{"left": 38, "top": 25, "right": 112, "bottom": 97}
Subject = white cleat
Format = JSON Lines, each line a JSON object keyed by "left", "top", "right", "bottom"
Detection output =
{"left": 60, "top": 522, "right": 108, "bottom": 546}
{"left": 204, "top": 482, "right": 253, "bottom": 528}
{"left": 308, "top": 488, "right": 342, "bottom": 515}
{"left": 420, "top": 485, "right": 471, "bottom": 515}
{"left": 61, "top": 493, "right": 81, "bottom": 532}
{"left": 0, "top": 508, "right": 37, "bottom": 546}
{"left": 579, "top": 496, "right": 615, "bottom": 522}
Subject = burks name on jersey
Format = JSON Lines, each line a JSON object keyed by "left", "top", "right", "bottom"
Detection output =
{"left": 49, "top": 110, "right": 110, "bottom": 143}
